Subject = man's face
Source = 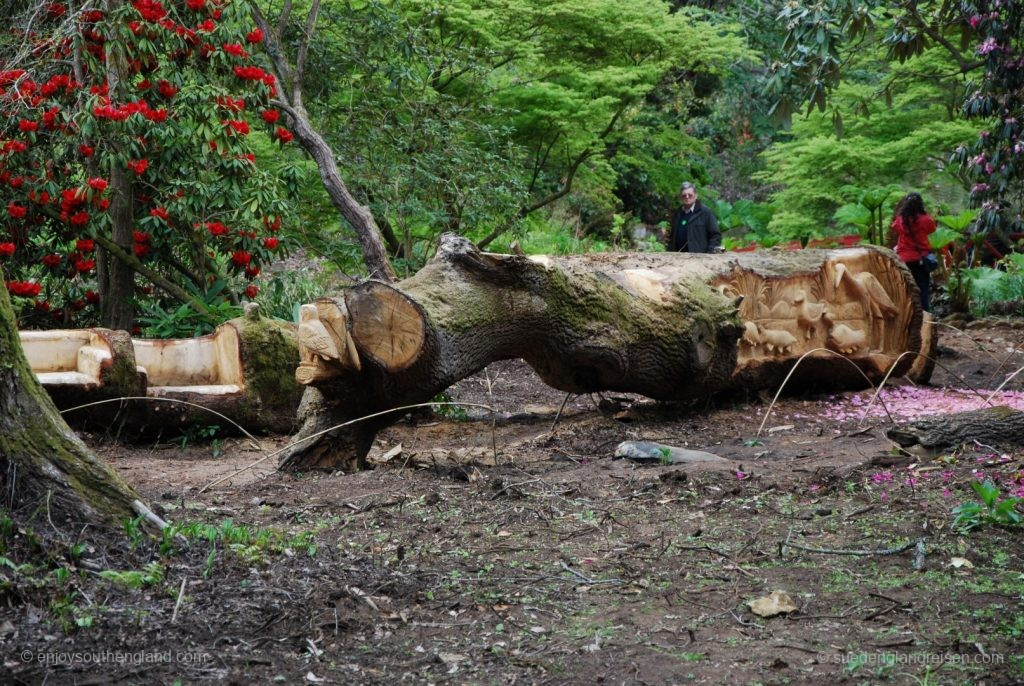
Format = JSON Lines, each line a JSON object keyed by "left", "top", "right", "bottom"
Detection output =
{"left": 680, "top": 188, "right": 697, "bottom": 209}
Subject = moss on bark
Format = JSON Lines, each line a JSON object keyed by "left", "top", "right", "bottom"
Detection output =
{"left": 0, "top": 281, "right": 137, "bottom": 534}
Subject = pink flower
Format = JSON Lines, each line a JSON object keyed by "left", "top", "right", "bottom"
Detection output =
{"left": 735, "top": 470, "right": 748, "bottom": 480}
{"left": 977, "top": 38, "right": 999, "bottom": 55}
{"left": 871, "top": 470, "right": 894, "bottom": 484}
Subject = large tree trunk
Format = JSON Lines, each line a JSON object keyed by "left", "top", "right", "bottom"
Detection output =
{"left": 0, "top": 279, "right": 139, "bottom": 538}
{"left": 280, "top": 235, "right": 927, "bottom": 471}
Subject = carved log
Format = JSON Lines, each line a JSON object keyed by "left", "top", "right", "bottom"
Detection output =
{"left": 280, "top": 235, "right": 930, "bottom": 472}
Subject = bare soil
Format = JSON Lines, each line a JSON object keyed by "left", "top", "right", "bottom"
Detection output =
{"left": 3, "top": 320, "right": 1024, "bottom": 685}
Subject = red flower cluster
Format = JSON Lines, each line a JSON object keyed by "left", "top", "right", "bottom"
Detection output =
{"left": 206, "top": 221, "right": 229, "bottom": 236}
{"left": 276, "top": 127, "right": 293, "bottom": 143}
{"left": 186, "top": 0, "right": 206, "bottom": 10}
{"left": 7, "top": 202, "right": 27, "bottom": 219}
{"left": 6, "top": 281, "right": 41, "bottom": 297}
{"left": 76, "top": 239, "right": 95, "bottom": 252}
{"left": 263, "top": 237, "right": 278, "bottom": 250}
{"left": 246, "top": 29, "right": 264, "bottom": 44}
{"left": 42, "top": 254, "right": 62, "bottom": 268}
{"left": 93, "top": 99, "right": 168, "bottom": 123}
{"left": 157, "top": 80, "right": 178, "bottom": 99}
{"left": 217, "top": 96, "right": 245, "bottom": 111}
{"left": 133, "top": 0, "right": 167, "bottom": 23}
{"left": 150, "top": 207, "right": 169, "bottom": 220}
{"left": 129, "top": 159, "right": 149, "bottom": 175}
{"left": 231, "top": 249, "right": 252, "bottom": 266}
{"left": 88, "top": 177, "right": 108, "bottom": 192}
{"left": 226, "top": 119, "right": 250, "bottom": 135}
{"left": 19, "top": 119, "right": 39, "bottom": 132}
{"left": 223, "top": 43, "right": 249, "bottom": 58}
{"left": 261, "top": 109, "right": 280, "bottom": 124}
{"left": 0, "top": 242, "right": 15, "bottom": 257}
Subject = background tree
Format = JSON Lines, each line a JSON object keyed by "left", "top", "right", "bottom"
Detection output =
{"left": 764, "top": 0, "right": 1022, "bottom": 241}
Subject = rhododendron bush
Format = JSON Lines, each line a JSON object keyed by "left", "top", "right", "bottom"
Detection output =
{"left": 0, "top": 0, "right": 296, "bottom": 331}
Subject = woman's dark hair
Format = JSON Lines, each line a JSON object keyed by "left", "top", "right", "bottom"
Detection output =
{"left": 899, "top": 192, "right": 926, "bottom": 228}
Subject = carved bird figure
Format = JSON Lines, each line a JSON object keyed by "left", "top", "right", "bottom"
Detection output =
{"left": 298, "top": 304, "right": 340, "bottom": 363}
{"left": 833, "top": 263, "right": 899, "bottom": 319}
{"left": 792, "top": 290, "right": 827, "bottom": 339}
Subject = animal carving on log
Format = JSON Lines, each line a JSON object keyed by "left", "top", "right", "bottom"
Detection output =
{"left": 281, "top": 235, "right": 930, "bottom": 472}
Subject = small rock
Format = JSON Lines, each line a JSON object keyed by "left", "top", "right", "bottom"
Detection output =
{"left": 747, "top": 590, "right": 798, "bottom": 617}
{"left": 614, "top": 441, "right": 728, "bottom": 464}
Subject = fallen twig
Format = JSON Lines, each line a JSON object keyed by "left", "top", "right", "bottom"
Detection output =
{"left": 171, "top": 578, "right": 187, "bottom": 624}
{"left": 781, "top": 537, "right": 923, "bottom": 558}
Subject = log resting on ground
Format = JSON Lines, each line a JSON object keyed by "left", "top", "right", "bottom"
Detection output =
{"left": 281, "top": 234, "right": 928, "bottom": 471}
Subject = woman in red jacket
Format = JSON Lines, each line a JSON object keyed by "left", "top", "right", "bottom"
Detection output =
{"left": 891, "top": 192, "right": 937, "bottom": 311}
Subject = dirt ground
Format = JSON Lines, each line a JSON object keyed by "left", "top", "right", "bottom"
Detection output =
{"left": 3, "top": 319, "right": 1024, "bottom": 685}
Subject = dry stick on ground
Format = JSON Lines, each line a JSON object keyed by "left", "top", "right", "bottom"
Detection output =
{"left": 198, "top": 401, "right": 497, "bottom": 492}
{"left": 780, "top": 527, "right": 924, "bottom": 559}
{"left": 171, "top": 578, "right": 187, "bottom": 624}
{"left": 549, "top": 392, "right": 575, "bottom": 434}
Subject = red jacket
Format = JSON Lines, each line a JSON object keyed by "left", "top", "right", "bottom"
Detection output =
{"left": 892, "top": 213, "right": 936, "bottom": 263}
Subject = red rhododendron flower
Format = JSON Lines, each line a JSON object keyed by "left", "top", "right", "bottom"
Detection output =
{"left": 35, "top": 299, "right": 50, "bottom": 311}
{"left": 245, "top": 284, "right": 259, "bottom": 298}
{"left": 7, "top": 202, "right": 27, "bottom": 219}
{"left": 222, "top": 43, "right": 247, "bottom": 58}
{"left": 129, "top": 159, "right": 149, "bottom": 175}
{"left": 85, "top": 290, "right": 100, "bottom": 304}
{"left": 74, "top": 258, "right": 95, "bottom": 272}
{"left": 41, "top": 254, "right": 62, "bottom": 268}
{"left": 198, "top": 19, "right": 215, "bottom": 33}
{"left": 246, "top": 28, "right": 264, "bottom": 44}
{"left": 79, "top": 144, "right": 94, "bottom": 157}
{"left": 227, "top": 119, "right": 250, "bottom": 135}
{"left": 76, "top": 239, "right": 95, "bottom": 252}
{"left": 150, "top": 207, "right": 169, "bottom": 220}
{"left": 263, "top": 237, "right": 278, "bottom": 250}
{"left": 133, "top": 243, "right": 149, "bottom": 257}
{"left": 206, "top": 221, "right": 228, "bottom": 236}
{"left": 261, "top": 109, "right": 280, "bottom": 124}
{"left": 19, "top": 119, "right": 39, "bottom": 132}
{"left": 69, "top": 211, "right": 90, "bottom": 226}
{"left": 186, "top": 0, "right": 205, "bottom": 10}
{"left": 157, "top": 80, "right": 178, "bottom": 98}
{"left": 88, "top": 177, "right": 108, "bottom": 192}
{"left": 0, "top": 242, "right": 14, "bottom": 257}
{"left": 133, "top": 231, "right": 150, "bottom": 243}
{"left": 231, "top": 250, "right": 251, "bottom": 266}
{"left": 276, "top": 127, "right": 293, "bottom": 143}
{"left": 96, "top": 198, "right": 110, "bottom": 211}
{"left": 244, "top": 265, "right": 260, "bottom": 279}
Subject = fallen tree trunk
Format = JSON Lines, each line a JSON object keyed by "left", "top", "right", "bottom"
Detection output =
{"left": 281, "top": 235, "right": 927, "bottom": 471}
{"left": 887, "top": 406, "right": 1024, "bottom": 455}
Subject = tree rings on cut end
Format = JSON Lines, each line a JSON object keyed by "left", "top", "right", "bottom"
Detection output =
{"left": 346, "top": 282, "right": 425, "bottom": 372}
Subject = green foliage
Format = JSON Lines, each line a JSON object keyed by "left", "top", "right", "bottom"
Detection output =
{"left": 958, "top": 253, "right": 1024, "bottom": 315}
{"left": 952, "top": 481, "right": 1023, "bottom": 533}
{"left": 273, "top": 0, "right": 752, "bottom": 255}
{"left": 99, "top": 562, "right": 165, "bottom": 589}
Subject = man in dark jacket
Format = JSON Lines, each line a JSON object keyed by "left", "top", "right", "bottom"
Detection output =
{"left": 669, "top": 182, "right": 721, "bottom": 253}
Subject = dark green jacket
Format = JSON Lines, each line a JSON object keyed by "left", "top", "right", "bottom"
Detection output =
{"left": 669, "top": 201, "right": 721, "bottom": 253}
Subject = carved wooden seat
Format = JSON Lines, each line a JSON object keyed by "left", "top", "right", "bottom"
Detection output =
{"left": 21, "top": 329, "right": 115, "bottom": 389}
{"left": 133, "top": 324, "right": 244, "bottom": 398}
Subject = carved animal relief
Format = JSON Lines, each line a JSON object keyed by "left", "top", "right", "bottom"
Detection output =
{"left": 714, "top": 248, "right": 917, "bottom": 377}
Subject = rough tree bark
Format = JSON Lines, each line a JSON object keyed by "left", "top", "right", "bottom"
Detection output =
{"left": 280, "top": 236, "right": 928, "bottom": 472}
{"left": 0, "top": 279, "right": 139, "bottom": 538}
{"left": 887, "top": 406, "right": 1024, "bottom": 455}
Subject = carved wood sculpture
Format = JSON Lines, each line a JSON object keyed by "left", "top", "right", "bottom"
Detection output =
{"left": 279, "top": 234, "right": 930, "bottom": 472}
